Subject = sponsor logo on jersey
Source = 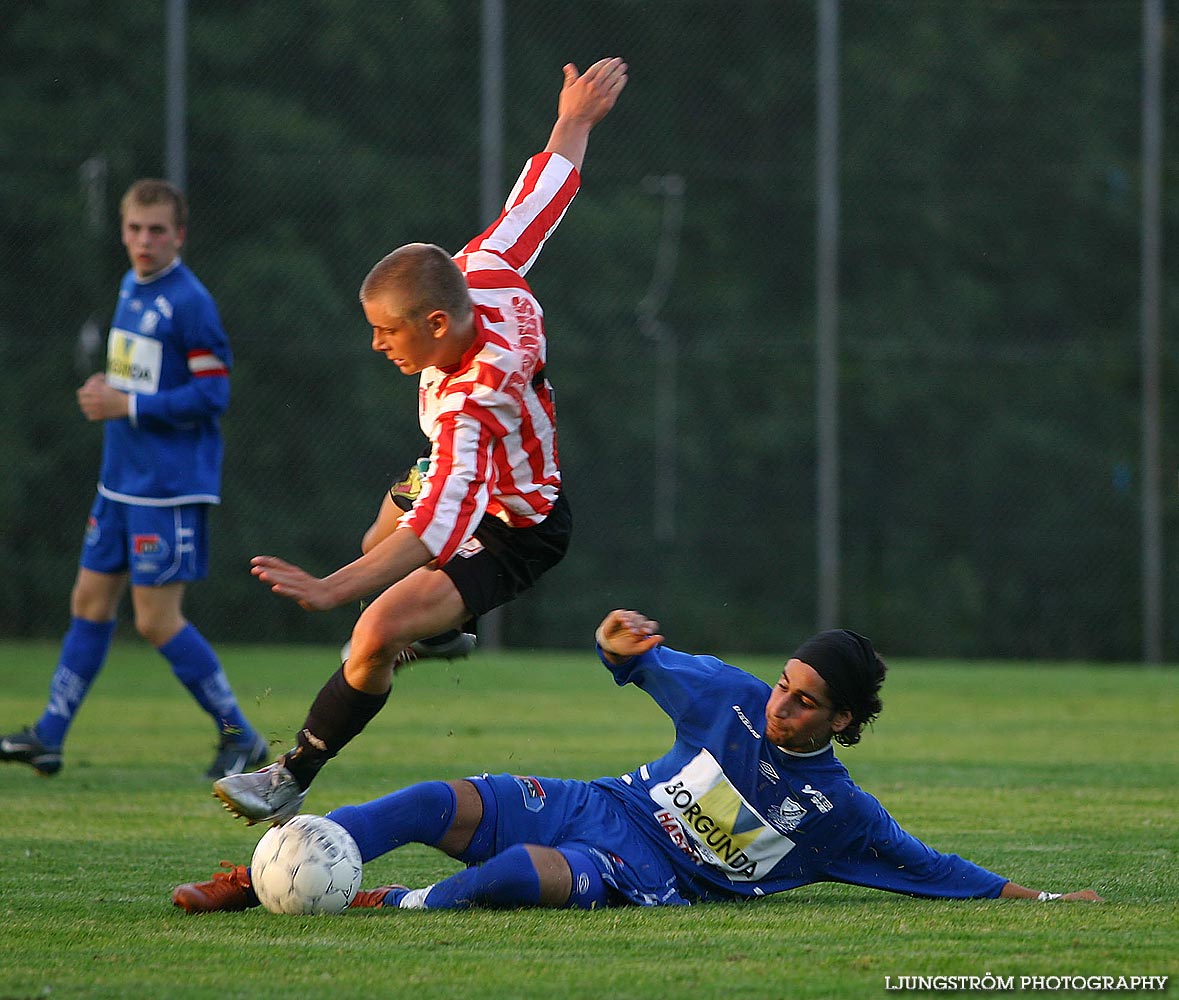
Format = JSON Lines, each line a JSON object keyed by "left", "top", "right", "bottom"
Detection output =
{"left": 107, "top": 328, "right": 163, "bottom": 394}
{"left": 759, "top": 760, "right": 780, "bottom": 784}
{"left": 766, "top": 796, "right": 807, "bottom": 834}
{"left": 511, "top": 295, "right": 540, "bottom": 348}
{"left": 651, "top": 749, "right": 796, "bottom": 881}
{"left": 801, "top": 784, "right": 834, "bottom": 813}
{"left": 731, "top": 703, "right": 761, "bottom": 740}
{"left": 653, "top": 809, "right": 704, "bottom": 865}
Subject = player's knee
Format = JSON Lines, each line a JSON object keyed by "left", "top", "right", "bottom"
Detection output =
{"left": 134, "top": 613, "right": 183, "bottom": 647}
{"left": 346, "top": 621, "right": 403, "bottom": 677}
{"left": 70, "top": 572, "right": 123, "bottom": 621}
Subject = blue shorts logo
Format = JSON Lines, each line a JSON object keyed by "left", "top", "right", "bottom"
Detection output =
{"left": 132, "top": 533, "right": 170, "bottom": 573}
{"left": 512, "top": 775, "right": 547, "bottom": 813}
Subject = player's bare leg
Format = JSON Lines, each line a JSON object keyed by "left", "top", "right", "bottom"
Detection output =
{"left": 213, "top": 569, "right": 469, "bottom": 824}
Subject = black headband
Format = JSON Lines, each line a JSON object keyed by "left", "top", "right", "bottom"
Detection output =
{"left": 792, "top": 629, "right": 880, "bottom": 722}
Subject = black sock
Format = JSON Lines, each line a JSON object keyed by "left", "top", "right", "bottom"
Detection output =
{"left": 283, "top": 667, "right": 389, "bottom": 790}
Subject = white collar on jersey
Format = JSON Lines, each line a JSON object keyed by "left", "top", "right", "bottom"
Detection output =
{"left": 134, "top": 256, "right": 182, "bottom": 286}
{"left": 772, "top": 739, "right": 834, "bottom": 758}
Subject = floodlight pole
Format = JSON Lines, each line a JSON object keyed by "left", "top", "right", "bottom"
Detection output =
{"left": 639, "top": 175, "right": 686, "bottom": 547}
{"left": 479, "top": 0, "right": 506, "bottom": 650}
{"left": 76, "top": 155, "right": 108, "bottom": 375}
{"left": 165, "top": 0, "right": 187, "bottom": 190}
{"left": 815, "top": 0, "right": 841, "bottom": 630}
{"left": 1139, "top": 0, "right": 1164, "bottom": 664}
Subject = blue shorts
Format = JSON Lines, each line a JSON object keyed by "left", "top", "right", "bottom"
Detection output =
{"left": 80, "top": 494, "right": 210, "bottom": 586}
{"left": 470, "top": 773, "right": 689, "bottom": 907}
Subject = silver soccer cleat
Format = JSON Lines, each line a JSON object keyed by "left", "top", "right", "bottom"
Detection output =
{"left": 212, "top": 761, "right": 307, "bottom": 826}
{"left": 411, "top": 631, "right": 477, "bottom": 659}
{"left": 340, "top": 631, "right": 477, "bottom": 666}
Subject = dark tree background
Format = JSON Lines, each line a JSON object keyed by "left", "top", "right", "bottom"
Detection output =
{"left": 1, "top": 1, "right": 1176, "bottom": 659}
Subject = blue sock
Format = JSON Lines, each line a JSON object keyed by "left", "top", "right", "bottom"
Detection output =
{"left": 560, "top": 847, "right": 610, "bottom": 910}
{"left": 160, "top": 624, "right": 254, "bottom": 741}
{"left": 35, "top": 617, "right": 117, "bottom": 748}
{"left": 401, "top": 844, "right": 543, "bottom": 910}
{"left": 327, "top": 781, "right": 457, "bottom": 864}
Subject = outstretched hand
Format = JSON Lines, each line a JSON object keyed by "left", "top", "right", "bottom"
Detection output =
{"left": 557, "top": 57, "right": 629, "bottom": 129}
{"left": 251, "top": 555, "right": 337, "bottom": 612}
{"left": 545, "top": 56, "right": 628, "bottom": 171}
{"left": 1000, "top": 882, "right": 1105, "bottom": 902}
{"left": 595, "top": 609, "right": 663, "bottom": 663}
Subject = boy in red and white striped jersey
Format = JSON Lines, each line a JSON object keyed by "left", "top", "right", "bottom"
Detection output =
{"left": 214, "top": 57, "right": 628, "bottom": 825}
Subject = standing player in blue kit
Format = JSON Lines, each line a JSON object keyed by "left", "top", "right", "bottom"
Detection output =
{"left": 0, "top": 179, "right": 267, "bottom": 780}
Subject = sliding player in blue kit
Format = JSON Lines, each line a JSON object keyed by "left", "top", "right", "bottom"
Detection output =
{"left": 0, "top": 179, "right": 267, "bottom": 781}
{"left": 174, "top": 608, "right": 1101, "bottom": 912}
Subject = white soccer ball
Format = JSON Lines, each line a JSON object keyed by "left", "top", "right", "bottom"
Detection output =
{"left": 250, "top": 814, "right": 363, "bottom": 915}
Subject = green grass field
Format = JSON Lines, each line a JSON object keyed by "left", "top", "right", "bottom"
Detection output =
{"left": 2, "top": 639, "right": 1176, "bottom": 999}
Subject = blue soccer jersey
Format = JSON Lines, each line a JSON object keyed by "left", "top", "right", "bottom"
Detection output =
{"left": 592, "top": 644, "right": 1007, "bottom": 902}
{"left": 99, "top": 259, "right": 231, "bottom": 506}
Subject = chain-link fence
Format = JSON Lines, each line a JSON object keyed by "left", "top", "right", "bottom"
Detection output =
{"left": 2, "top": 0, "right": 1175, "bottom": 659}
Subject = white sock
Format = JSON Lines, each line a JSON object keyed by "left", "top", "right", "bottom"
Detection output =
{"left": 397, "top": 886, "right": 433, "bottom": 909}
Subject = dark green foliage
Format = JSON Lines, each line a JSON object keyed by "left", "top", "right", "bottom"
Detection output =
{"left": 1, "top": 1, "right": 1176, "bottom": 656}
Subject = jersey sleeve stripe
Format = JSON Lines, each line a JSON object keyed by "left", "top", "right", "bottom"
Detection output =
{"left": 462, "top": 154, "right": 580, "bottom": 275}
{"left": 511, "top": 174, "right": 580, "bottom": 274}
{"left": 187, "top": 349, "right": 229, "bottom": 378}
{"left": 405, "top": 413, "right": 495, "bottom": 564}
{"left": 465, "top": 267, "right": 534, "bottom": 295}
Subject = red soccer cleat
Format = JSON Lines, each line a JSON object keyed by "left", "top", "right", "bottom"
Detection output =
{"left": 171, "top": 861, "right": 258, "bottom": 913}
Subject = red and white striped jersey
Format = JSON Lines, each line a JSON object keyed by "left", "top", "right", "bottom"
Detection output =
{"left": 399, "top": 152, "right": 580, "bottom": 565}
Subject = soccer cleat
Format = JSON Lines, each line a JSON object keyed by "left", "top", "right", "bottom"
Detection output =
{"left": 171, "top": 861, "right": 259, "bottom": 913}
{"left": 343, "top": 638, "right": 419, "bottom": 669}
{"left": 205, "top": 732, "right": 270, "bottom": 780}
{"left": 342, "top": 631, "right": 476, "bottom": 668}
{"left": 409, "top": 631, "right": 477, "bottom": 660}
{"left": 349, "top": 885, "right": 408, "bottom": 909}
{"left": 212, "top": 761, "right": 307, "bottom": 826}
{"left": 0, "top": 726, "right": 62, "bottom": 776}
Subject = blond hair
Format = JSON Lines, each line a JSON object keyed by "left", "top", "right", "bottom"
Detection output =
{"left": 120, "top": 178, "right": 188, "bottom": 230}
{"left": 360, "top": 243, "right": 472, "bottom": 321}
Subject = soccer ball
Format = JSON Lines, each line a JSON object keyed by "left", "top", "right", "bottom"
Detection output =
{"left": 250, "top": 814, "right": 363, "bottom": 914}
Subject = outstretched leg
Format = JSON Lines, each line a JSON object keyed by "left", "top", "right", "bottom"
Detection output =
{"left": 212, "top": 569, "right": 468, "bottom": 824}
{"left": 334, "top": 778, "right": 609, "bottom": 911}
{"left": 375, "top": 843, "right": 608, "bottom": 911}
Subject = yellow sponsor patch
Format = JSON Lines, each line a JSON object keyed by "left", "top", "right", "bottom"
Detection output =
{"left": 650, "top": 749, "right": 797, "bottom": 882}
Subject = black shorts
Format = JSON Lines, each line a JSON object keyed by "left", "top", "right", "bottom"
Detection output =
{"left": 440, "top": 491, "right": 572, "bottom": 619}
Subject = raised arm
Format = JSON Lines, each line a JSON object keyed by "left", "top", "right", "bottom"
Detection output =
{"left": 544, "top": 57, "right": 628, "bottom": 172}
{"left": 595, "top": 608, "right": 663, "bottom": 664}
